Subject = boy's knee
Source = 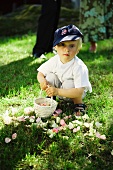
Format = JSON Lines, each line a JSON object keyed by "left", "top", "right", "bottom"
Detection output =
{"left": 46, "top": 73, "right": 61, "bottom": 87}
{"left": 46, "top": 73, "right": 56, "bottom": 81}
{"left": 62, "top": 80, "right": 74, "bottom": 89}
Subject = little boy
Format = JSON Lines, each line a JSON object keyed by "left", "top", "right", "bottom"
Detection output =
{"left": 37, "top": 24, "right": 92, "bottom": 115}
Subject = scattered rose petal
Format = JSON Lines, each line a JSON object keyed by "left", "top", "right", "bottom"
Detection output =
{"left": 99, "top": 135, "right": 106, "bottom": 140}
{"left": 96, "top": 132, "right": 106, "bottom": 140}
{"left": 72, "top": 120, "right": 83, "bottom": 125}
{"left": 52, "top": 128, "right": 59, "bottom": 133}
{"left": 11, "top": 107, "right": 18, "bottom": 115}
{"left": 49, "top": 134, "right": 54, "bottom": 138}
{"left": 64, "top": 115, "right": 72, "bottom": 120}
{"left": 12, "top": 133, "right": 17, "bottom": 139}
{"left": 62, "top": 136, "right": 69, "bottom": 140}
{"left": 51, "top": 121, "right": 58, "bottom": 128}
{"left": 60, "top": 119, "right": 66, "bottom": 126}
{"left": 3, "top": 116, "right": 12, "bottom": 125}
{"left": 59, "top": 126, "right": 67, "bottom": 131}
{"left": 89, "top": 128, "right": 96, "bottom": 136}
{"left": 95, "top": 132, "right": 101, "bottom": 138}
{"left": 47, "top": 129, "right": 55, "bottom": 138}
{"left": 82, "top": 114, "right": 89, "bottom": 120}
{"left": 24, "top": 107, "right": 34, "bottom": 114}
{"left": 36, "top": 117, "right": 41, "bottom": 123}
{"left": 111, "top": 150, "right": 113, "bottom": 156}
{"left": 73, "top": 126, "right": 80, "bottom": 133}
{"left": 53, "top": 113, "right": 59, "bottom": 117}
{"left": 29, "top": 116, "right": 35, "bottom": 123}
{"left": 24, "top": 116, "right": 29, "bottom": 119}
{"left": 84, "top": 122, "right": 90, "bottom": 128}
{"left": 95, "top": 122, "right": 102, "bottom": 128}
{"left": 64, "top": 116, "right": 69, "bottom": 120}
{"left": 17, "top": 116, "right": 26, "bottom": 122}
{"left": 54, "top": 109, "right": 62, "bottom": 114}
{"left": 5, "top": 137, "right": 11, "bottom": 143}
{"left": 39, "top": 121, "right": 48, "bottom": 128}
{"left": 68, "top": 115, "right": 72, "bottom": 119}
{"left": 56, "top": 117, "right": 60, "bottom": 124}
{"left": 68, "top": 122, "right": 74, "bottom": 129}
{"left": 5, "top": 110, "right": 9, "bottom": 116}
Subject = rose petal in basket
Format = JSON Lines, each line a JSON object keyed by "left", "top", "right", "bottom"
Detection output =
{"left": 34, "top": 98, "right": 58, "bottom": 118}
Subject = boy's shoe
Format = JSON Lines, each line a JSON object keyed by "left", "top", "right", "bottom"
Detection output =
{"left": 74, "top": 103, "right": 87, "bottom": 116}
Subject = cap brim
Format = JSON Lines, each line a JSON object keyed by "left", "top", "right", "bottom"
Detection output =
{"left": 53, "top": 35, "right": 80, "bottom": 47}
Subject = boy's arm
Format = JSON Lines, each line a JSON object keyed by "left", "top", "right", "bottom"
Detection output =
{"left": 57, "top": 87, "right": 84, "bottom": 98}
{"left": 37, "top": 72, "right": 48, "bottom": 90}
{"left": 45, "top": 86, "right": 84, "bottom": 98}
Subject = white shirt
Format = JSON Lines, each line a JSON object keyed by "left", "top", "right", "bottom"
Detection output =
{"left": 37, "top": 54, "right": 92, "bottom": 93}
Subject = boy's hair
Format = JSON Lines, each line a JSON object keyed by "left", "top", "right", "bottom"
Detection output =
{"left": 77, "top": 37, "right": 82, "bottom": 50}
{"left": 57, "top": 37, "right": 82, "bottom": 50}
{"left": 53, "top": 24, "right": 83, "bottom": 47}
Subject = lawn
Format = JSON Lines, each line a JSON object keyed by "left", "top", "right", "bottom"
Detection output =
{"left": 0, "top": 33, "right": 113, "bottom": 170}
{"left": 0, "top": 3, "right": 113, "bottom": 170}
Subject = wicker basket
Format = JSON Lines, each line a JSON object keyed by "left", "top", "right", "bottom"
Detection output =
{"left": 34, "top": 97, "right": 58, "bottom": 118}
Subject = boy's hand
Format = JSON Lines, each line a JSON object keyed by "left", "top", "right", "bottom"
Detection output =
{"left": 45, "top": 86, "right": 58, "bottom": 97}
{"left": 40, "top": 81, "right": 48, "bottom": 90}
{"left": 38, "top": 72, "right": 49, "bottom": 90}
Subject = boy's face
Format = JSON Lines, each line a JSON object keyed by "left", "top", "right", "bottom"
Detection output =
{"left": 54, "top": 40, "right": 79, "bottom": 63}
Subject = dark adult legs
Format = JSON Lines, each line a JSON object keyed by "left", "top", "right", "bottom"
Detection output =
{"left": 32, "top": 0, "right": 61, "bottom": 58}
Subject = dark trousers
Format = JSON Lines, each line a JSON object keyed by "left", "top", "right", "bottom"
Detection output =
{"left": 33, "top": 0, "right": 61, "bottom": 54}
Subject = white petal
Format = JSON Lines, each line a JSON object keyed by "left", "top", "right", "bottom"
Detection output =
{"left": 5, "top": 137, "right": 11, "bottom": 143}
{"left": 111, "top": 150, "right": 113, "bottom": 156}
{"left": 95, "top": 122, "right": 102, "bottom": 128}
{"left": 68, "top": 122, "right": 74, "bottom": 129}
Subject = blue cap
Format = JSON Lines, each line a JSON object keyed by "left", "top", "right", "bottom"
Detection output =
{"left": 53, "top": 24, "right": 83, "bottom": 47}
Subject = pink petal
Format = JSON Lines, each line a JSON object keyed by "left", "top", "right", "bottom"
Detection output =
{"left": 95, "top": 132, "right": 101, "bottom": 138}
{"left": 24, "top": 107, "right": 34, "bottom": 114}
{"left": 52, "top": 128, "right": 59, "bottom": 133}
{"left": 17, "top": 116, "right": 26, "bottom": 122}
{"left": 4, "top": 116, "right": 12, "bottom": 125}
{"left": 100, "top": 135, "right": 106, "bottom": 140}
{"left": 96, "top": 132, "right": 106, "bottom": 140}
{"left": 64, "top": 115, "right": 72, "bottom": 120}
{"left": 60, "top": 119, "right": 66, "bottom": 126}
{"left": 64, "top": 116, "right": 69, "bottom": 120}
{"left": 30, "top": 116, "right": 35, "bottom": 119}
{"left": 53, "top": 113, "right": 59, "bottom": 117}
{"left": 36, "top": 117, "right": 41, "bottom": 123}
{"left": 5, "top": 137, "right": 11, "bottom": 143}
{"left": 54, "top": 109, "right": 62, "bottom": 114}
{"left": 73, "top": 126, "right": 80, "bottom": 133}
{"left": 12, "top": 133, "right": 17, "bottom": 139}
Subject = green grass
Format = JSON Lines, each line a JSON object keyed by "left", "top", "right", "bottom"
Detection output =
{"left": 0, "top": 34, "right": 113, "bottom": 170}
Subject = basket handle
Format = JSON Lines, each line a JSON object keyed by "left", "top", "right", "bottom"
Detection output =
{"left": 39, "top": 89, "right": 53, "bottom": 106}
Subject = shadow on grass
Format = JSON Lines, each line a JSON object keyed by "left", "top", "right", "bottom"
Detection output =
{"left": 0, "top": 121, "right": 50, "bottom": 169}
{"left": 0, "top": 120, "right": 113, "bottom": 170}
{"left": 0, "top": 56, "right": 48, "bottom": 97}
{"left": 0, "top": 47, "right": 113, "bottom": 98}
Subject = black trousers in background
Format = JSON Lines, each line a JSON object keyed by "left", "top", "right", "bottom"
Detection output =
{"left": 33, "top": 0, "right": 61, "bottom": 55}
